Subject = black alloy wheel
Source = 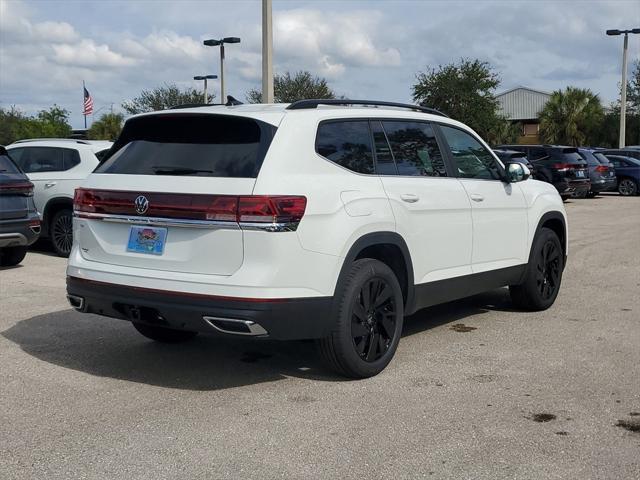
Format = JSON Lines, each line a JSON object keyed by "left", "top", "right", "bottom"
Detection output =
{"left": 51, "top": 209, "right": 73, "bottom": 257}
{"left": 351, "top": 277, "right": 398, "bottom": 363}
{"left": 536, "top": 239, "right": 561, "bottom": 301}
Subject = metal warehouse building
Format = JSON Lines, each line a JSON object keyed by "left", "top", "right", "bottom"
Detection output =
{"left": 496, "top": 87, "right": 551, "bottom": 144}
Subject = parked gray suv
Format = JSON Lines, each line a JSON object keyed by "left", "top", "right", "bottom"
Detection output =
{"left": 0, "top": 147, "right": 40, "bottom": 266}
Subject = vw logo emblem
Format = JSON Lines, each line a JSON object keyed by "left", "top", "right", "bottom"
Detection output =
{"left": 134, "top": 195, "right": 149, "bottom": 215}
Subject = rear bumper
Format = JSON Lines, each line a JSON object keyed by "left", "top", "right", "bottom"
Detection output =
{"left": 66, "top": 276, "right": 335, "bottom": 340}
{"left": 557, "top": 179, "right": 590, "bottom": 197}
{"left": 590, "top": 177, "right": 617, "bottom": 193}
{"left": 0, "top": 215, "right": 41, "bottom": 248}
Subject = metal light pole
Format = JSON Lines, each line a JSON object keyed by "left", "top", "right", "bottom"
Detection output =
{"left": 203, "top": 37, "right": 240, "bottom": 102}
{"left": 262, "top": 0, "right": 274, "bottom": 103}
{"left": 607, "top": 28, "right": 640, "bottom": 148}
{"left": 194, "top": 75, "right": 218, "bottom": 104}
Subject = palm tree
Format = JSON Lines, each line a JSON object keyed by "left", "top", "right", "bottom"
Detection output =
{"left": 88, "top": 113, "right": 124, "bottom": 141}
{"left": 539, "top": 87, "right": 603, "bottom": 146}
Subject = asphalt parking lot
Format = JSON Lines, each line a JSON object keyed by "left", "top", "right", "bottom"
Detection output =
{"left": 1, "top": 194, "right": 639, "bottom": 479}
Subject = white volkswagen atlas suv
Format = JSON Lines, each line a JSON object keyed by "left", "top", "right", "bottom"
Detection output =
{"left": 66, "top": 99, "right": 567, "bottom": 378}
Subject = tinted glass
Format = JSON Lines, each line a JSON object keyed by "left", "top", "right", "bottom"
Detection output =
{"left": 548, "top": 149, "right": 585, "bottom": 163}
{"left": 97, "top": 114, "right": 274, "bottom": 178}
{"left": 593, "top": 153, "right": 610, "bottom": 164}
{"left": 528, "top": 148, "right": 548, "bottom": 160}
{"left": 94, "top": 149, "right": 111, "bottom": 162}
{"left": 0, "top": 154, "right": 20, "bottom": 174}
{"left": 382, "top": 121, "right": 447, "bottom": 177}
{"left": 578, "top": 151, "right": 600, "bottom": 166}
{"left": 439, "top": 125, "right": 501, "bottom": 180}
{"left": 63, "top": 149, "right": 81, "bottom": 170}
{"left": 16, "top": 147, "right": 66, "bottom": 173}
{"left": 371, "top": 121, "right": 397, "bottom": 175}
{"left": 316, "top": 121, "right": 374, "bottom": 174}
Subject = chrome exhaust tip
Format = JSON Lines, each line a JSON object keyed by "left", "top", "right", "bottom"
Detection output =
{"left": 203, "top": 316, "right": 268, "bottom": 336}
{"left": 67, "top": 294, "right": 85, "bottom": 311}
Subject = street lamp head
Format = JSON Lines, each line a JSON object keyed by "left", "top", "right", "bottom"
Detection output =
{"left": 632, "top": 28, "right": 640, "bottom": 34}
{"left": 203, "top": 39, "right": 222, "bottom": 46}
{"left": 204, "top": 74, "right": 218, "bottom": 79}
{"left": 222, "top": 37, "right": 241, "bottom": 44}
{"left": 193, "top": 75, "right": 206, "bottom": 80}
{"left": 606, "top": 29, "right": 622, "bottom": 36}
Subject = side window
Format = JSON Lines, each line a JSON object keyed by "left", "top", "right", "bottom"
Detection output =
{"left": 316, "top": 121, "right": 374, "bottom": 174}
{"left": 19, "top": 147, "right": 65, "bottom": 173}
{"left": 371, "top": 121, "right": 397, "bottom": 175}
{"left": 439, "top": 125, "right": 502, "bottom": 180}
{"left": 382, "top": 121, "right": 447, "bottom": 177}
{"left": 63, "top": 149, "right": 81, "bottom": 170}
{"left": 7, "top": 148, "right": 26, "bottom": 169}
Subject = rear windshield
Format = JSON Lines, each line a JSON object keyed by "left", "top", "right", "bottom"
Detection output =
{"left": 593, "top": 152, "right": 610, "bottom": 164}
{"left": 96, "top": 114, "right": 276, "bottom": 178}
{"left": 0, "top": 154, "right": 20, "bottom": 173}
{"left": 549, "top": 149, "right": 585, "bottom": 163}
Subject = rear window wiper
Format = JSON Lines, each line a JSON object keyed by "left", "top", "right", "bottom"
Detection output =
{"left": 152, "top": 167, "right": 215, "bottom": 175}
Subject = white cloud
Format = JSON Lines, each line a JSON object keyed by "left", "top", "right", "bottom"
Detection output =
{"left": 52, "top": 40, "right": 136, "bottom": 68}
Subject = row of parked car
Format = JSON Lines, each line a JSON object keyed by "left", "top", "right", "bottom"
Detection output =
{"left": 493, "top": 145, "right": 640, "bottom": 200}
{"left": 0, "top": 140, "right": 112, "bottom": 266}
{"left": 1, "top": 138, "right": 639, "bottom": 268}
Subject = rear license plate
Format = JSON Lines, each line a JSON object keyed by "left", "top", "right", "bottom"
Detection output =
{"left": 127, "top": 226, "right": 167, "bottom": 255}
{"left": 575, "top": 170, "right": 585, "bottom": 178}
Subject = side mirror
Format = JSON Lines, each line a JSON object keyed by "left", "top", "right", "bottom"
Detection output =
{"left": 506, "top": 162, "right": 531, "bottom": 183}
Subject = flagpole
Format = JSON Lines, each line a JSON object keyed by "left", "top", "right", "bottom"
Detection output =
{"left": 83, "top": 80, "right": 87, "bottom": 129}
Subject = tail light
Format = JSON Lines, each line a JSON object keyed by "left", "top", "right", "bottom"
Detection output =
{"left": 552, "top": 163, "right": 571, "bottom": 171}
{"left": 0, "top": 181, "right": 34, "bottom": 196}
{"left": 595, "top": 165, "right": 608, "bottom": 173}
{"left": 74, "top": 188, "right": 307, "bottom": 231}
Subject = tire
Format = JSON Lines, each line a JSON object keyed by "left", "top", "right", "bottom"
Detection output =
{"left": 618, "top": 178, "right": 638, "bottom": 196}
{"left": 0, "top": 246, "right": 28, "bottom": 267}
{"left": 132, "top": 322, "right": 198, "bottom": 343}
{"left": 317, "top": 259, "right": 404, "bottom": 378}
{"left": 50, "top": 209, "right": 74, "bottom": 257}
{"left": 571, "top": 189, "right": 588, "bottom": 199}
{"left": 510, "top": 227, "right": 563, "bottom": 311}
{"left": 586, "top": 191, "right": 597, "bottom": 198}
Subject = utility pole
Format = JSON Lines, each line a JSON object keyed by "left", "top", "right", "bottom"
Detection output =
{"left": 607, "top": 28, "right": 640, "bottom": 148}
{"left": 262, "top": 0, "right": 274, "bottom": 103}
{"left": 619, "top": 33, "right": 628, "bottom": 148}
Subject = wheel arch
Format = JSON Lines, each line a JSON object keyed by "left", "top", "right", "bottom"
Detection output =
{"left": 42, "top": 196, "right": 73, "bottom": 237}
{"left": 534, "top": 211, "right": 567, "bottom": 266}
{"left": 335, "top": 232, "right": 416, "bottom": 313}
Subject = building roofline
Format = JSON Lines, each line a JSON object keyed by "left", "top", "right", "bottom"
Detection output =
{"left": 496, "top": 86, "right": 553, "bottom": 98}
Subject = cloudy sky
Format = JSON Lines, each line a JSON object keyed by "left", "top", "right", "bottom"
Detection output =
{"left": 1, "top": 0, "right": 639, "bottom": 128}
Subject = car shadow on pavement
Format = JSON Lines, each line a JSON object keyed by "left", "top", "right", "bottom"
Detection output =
{"left": 3, "top": 288, "right": 516, "bottom": 391}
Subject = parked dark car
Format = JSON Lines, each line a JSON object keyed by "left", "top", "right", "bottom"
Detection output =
{"left": 604, "top": 155, "right": 640, "bottom": 196}
{"left": 576, "top": 148, "right": 617, "bottom": 197}
{"left": 493, "top": 149, "right": 537, "bottom": 177}
{"left": 495, "top": 145, "right": 590, "bottom": 200}
{"left": 599, "top": 148, "right": 640, "bottom": 160}
{"left": 0, "top": 146, "right": 40, "bottom": 266}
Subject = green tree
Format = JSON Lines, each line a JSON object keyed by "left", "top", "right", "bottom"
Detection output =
{"left": 538, "top": 87, "right": 604, "bottom": 146}
{"left": 246, "top": 71, "right": 336, "bottom": 103}
{"left": 626, "top": 60, "right": 640, "bottom": 114}
{"left": 88, "top": 112, "right": 124, "bottom": 140}
{"left": 412, "top": 59, "right": 502, "bottom": 139}
{"left": 122, "top": 84, "right": 210, "bottom": 114}
{"left": 0, "top": 105, "right": 71, "bottom": 145}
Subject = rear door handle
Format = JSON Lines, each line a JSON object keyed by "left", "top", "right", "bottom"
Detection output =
{"left": 44, "top": 182, "right": 57, "bottom": 189}
{"left": 470, "top": 194, "right": 484, "bottom": 202}
{"left": 400, "top": 193, "right": 419, "bottom": 203}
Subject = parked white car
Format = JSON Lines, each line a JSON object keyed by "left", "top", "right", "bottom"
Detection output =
{"left": 66, "top": 100, "right": 567, "bottom": 378}
{"left": 7, "top": 139, "right": 112, "bottom": 256}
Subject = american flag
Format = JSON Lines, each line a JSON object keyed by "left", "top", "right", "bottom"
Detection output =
{"left": 83, "top": 86, "right": 94, "bottom": 115}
